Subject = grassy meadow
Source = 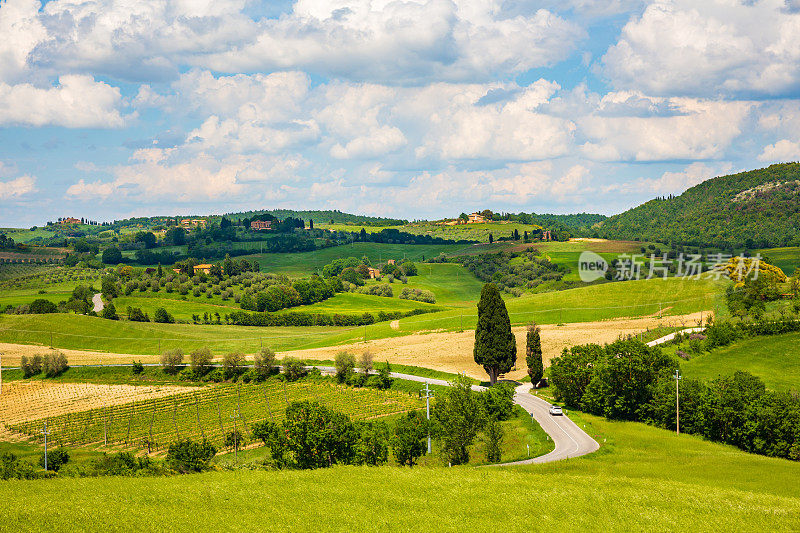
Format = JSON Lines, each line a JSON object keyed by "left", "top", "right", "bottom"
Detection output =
{"left": 242, "top": 242, "right": 474, "bottom": 276}
{"left": 0, "top": 277, "right": 725, "bottom": 358}
{"left": 756, "top": 246, "right": 800, "bottom": 275}
{"left": 1, "top": 410, "right": 798, "bottom": 530}
{"left": 680, "top": 332, "right": 800, "bottom": 390}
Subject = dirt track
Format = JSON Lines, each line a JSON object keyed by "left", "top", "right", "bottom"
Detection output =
{"left": 283, "top": 311, "right": 708, "bottom": 380}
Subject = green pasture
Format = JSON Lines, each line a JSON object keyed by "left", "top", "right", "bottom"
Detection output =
{"left": 1, "top": 227, "right": 57, "bottom": 243}
{"left": 381, "top": 262, "right": 484, "bottom": 306}
{"left": 242, "top": 242, "right": 473, "bottom": 276}
{"left": 1, "top": 410, "right": 798, "bottom": 530}
{"left": 275, "top": 292, "right": 436, "bottom": 315}
{"left": 680, "top": 332, "right": 800, "bottom": 391}
{"left": 0, "top": 277, "right": 725, "bottom": 356}
{"left": 756, "top": 246, "right": 800, "bottom": 275}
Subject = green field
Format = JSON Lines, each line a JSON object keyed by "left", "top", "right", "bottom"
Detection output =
{"left": 242, "top": 242, "right": 474, "bottom": 276}
{"left": 1, "top": 410, "right": 797, "bottom": 530}
{"left": 1, "top": 226, "right": 57, "bottom": 243}
{"left": 756, "top": 246, "right": 800, "bottom": 275}
{"left": 0, "top": 277, "right": 725, "bottom": 357}
{"left": 681, "top": 332, "right": 800, "bottom": 390}
{"left": 12, "top": 380, "right": 422, "bottom": 452}
{"left": 382, "top": 263, "right": 484, "bottom": 306}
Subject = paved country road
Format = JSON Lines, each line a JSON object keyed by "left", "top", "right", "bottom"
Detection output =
{"left": 386, "top": 372, "right": 600, "bottom": 465}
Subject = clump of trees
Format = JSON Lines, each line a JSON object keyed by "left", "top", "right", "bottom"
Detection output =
{"left": 399, "top": 287, "right": 436, "bottom": 303}
{"left": 549, "top": 337, "right": 800, "bottom": 461}
{"left": 21, "top": 351, "right": 69, "bottom": 379}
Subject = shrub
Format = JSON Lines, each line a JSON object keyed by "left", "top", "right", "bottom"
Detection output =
{"left": 222, "top": 352, "right": 246, "bottom": 380}
{"left": 334, "top": 351, "right": 355, "bottom": 383}
{"left": 101, "top": 303, "right": 119, "bottom": 320}
{"left": 359, "top": 350, "right": 374, "bottom": 376}
{"left": 43, "top": 351, "right": 68, "bottom": 378}
{"left": 224, "top": 430, "right": 245, "bottom": 452}
{"left": 190, "top": 347, "right": 213, "bottom": 377}
{"left": 399, "top": 287, "right": 436, "bottom": 303}
{"left": 0, "top": 453, "right": 36, "bottom": 480}
{"left": 29, "top": 298, "right": 58, "bottom": 314}
{"left": 432, "top": 375, "right": 486, "bottom": 465}
{"left": 254, "top": 347, "right": 277, "bottom": 381}
{"left": 392, "top": 410, "right": 428, "bottom": 467}
{"left": 40, "top": 447, "right": 69, "bottom": 472}
{"left": 132, "top": 360, "right": 144, "bottom": 375}
{"left": 20, "top": 355, "right": 43, "bottom": 378}
{"left": 166, "top": 439, "right": 217, "bottom": 473}
{"left": 282, "top": 357, "right": 308, "bottom": 382}
{"left": 127, "top": 306, "right": 148, "bottom": 322}
{"left": 153, "top": 307, "right": 175, "bottom": 324}
{"left": 160, "top": 349, "right": 184, "bottom": 375}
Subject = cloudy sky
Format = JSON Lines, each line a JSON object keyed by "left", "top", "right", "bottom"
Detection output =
{"left": 1, "top": 0, "right": 799, "bottom": 226}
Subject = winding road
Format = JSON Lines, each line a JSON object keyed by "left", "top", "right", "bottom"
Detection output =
{"left": 387, "top": 372, "right": 600, "bottom": 465}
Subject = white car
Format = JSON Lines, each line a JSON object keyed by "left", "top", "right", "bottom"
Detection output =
{"left": 549, "top": 405, "right": 563, "bottom": 416}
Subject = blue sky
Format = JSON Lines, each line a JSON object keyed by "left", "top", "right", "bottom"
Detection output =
{"left": 1, "top": 0, "right": 799, "bottom": 227}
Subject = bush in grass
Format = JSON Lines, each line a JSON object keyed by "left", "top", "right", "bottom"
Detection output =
{"left": 222, "top": 352, "right": 246, "bottom": 380}
{"left": 40, "top": 447, "right": 69, "bottom": 472}
{"left": 0, "top": 453, "right": 36, "bottom": 480}
{"left": 399, "top": 287, "right": 436, "bottom": 304}
{"left": 356, "top": 284, "right": 393, "bottom": 297}
{"left": 153, "top": 307, "right": 175, "bottom": 324}
{"left": 166, "top": 439, "right": 217, "bottom": 473}
{"left": 190, "top": 347, "right": 213, "bottom": 377}
{"left": 20, "top": 354, "right": 43, "bottom": 378}
{"left": 101, "top": 303, "right": 119, "bottom": 320}
{"left": 392, "top": 410, "right": 428, "bottom": 467}
{"left": 132, "top": 360, "right": 144, "bottom": 375}
{"left": 91, "top": 452, "right": 156, "bottom": 476}
{"left": 483, "top": 418, "right": 504, "bottom": 463}
{"left": 43, "top": 351, "right": 68, "bottom": 378}
{"left": 282, "top": 401, "right": 359, "bottom": 469}
{"left": 282, "top": 357, "right": 308, "bottom": 382}
{"left": 160, "top": 348, "right": 184, "bottom": 375}
{"left": 254, "top": 347, "right": 277, "bottom": 381}
{"left": 334, "top": 351, "right": 355, "bottom": 383}
{"left": 224, "top": 430, "right": 245, "bottom": 452}
{"left": 371, "top": 362, "right": 393, "bottom": 390}
{"left": 127, "top": 306, "right": 149, "bottom": 322}
{"left": 203, "top": 369, "right": 224, "bottom": 383}
{"left": 29, "top": 298, "right": 58, "bottom": 314}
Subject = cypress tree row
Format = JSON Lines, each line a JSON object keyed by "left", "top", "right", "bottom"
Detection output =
{"left": 473, "top": 283, "right": 516, "bottom": 385}
{"left": 526, "top": 323, "right": 544, "bottom": 384}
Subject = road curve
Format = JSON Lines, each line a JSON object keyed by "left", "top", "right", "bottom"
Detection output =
{"left": 385, "top": 373, "right": 599, "bottom": 465}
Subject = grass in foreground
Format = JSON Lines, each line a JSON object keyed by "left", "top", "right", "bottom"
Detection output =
{"left": 1, "top": 411, "right": 797, "bottom": 531}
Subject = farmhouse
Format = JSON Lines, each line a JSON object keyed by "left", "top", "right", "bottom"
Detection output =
{"left": 367, "top": 267, "right": 381, "bottom": 279}
{"left": 467, "top": 212, "right": 487, "bottom": 224}
{"left": 181, "top": 219, "right": 207, "bottom": 229}
{"left": 172, "top": 263, "right": 213, "bottom": 275}
{"left": 60, "top": 217, "right": 81, "bottom": 224}
{"left": 250, "top": 220, "right": 272, "bottom": 231}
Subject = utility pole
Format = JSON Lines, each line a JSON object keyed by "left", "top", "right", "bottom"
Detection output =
{"left": 674, "top": 369, "right": 681, "bottom": 435}
{"left": 420, "top": 382, "right": 434, "bottom": 454}
{"left": 231, "top": 412, "right": 240, "bottom": 460}
{"left": 41, "top": 420, "right": 50, "bottom": 471}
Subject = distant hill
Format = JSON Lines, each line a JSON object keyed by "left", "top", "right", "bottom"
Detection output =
{"left": 224, "top": 209, "right": 407, "bottom": 227}
{"left": 597, "top": 163, "right": 800, "bottom": 249}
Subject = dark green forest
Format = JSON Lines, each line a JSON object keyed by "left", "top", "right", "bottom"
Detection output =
{"left": 598, "top": 163, "right": 800, "bottom": 248}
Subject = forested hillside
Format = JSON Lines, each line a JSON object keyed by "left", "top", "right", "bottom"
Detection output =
{"left": 226, "top": 209, "right": 406, "bottom": 227}
{"left": 597, "top": 163, "right": 800, "bottom": 248}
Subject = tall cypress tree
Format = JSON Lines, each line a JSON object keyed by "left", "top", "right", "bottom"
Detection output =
{"left": 474, "top": 283, "right": 516, "bottom": 385}
{"left": 526, "top": 323, "right": 543, "bottom": 384}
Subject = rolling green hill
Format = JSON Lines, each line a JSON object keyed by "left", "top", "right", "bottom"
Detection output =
{"left": 598, "top": 163, "right": 800, "bottom": 249}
